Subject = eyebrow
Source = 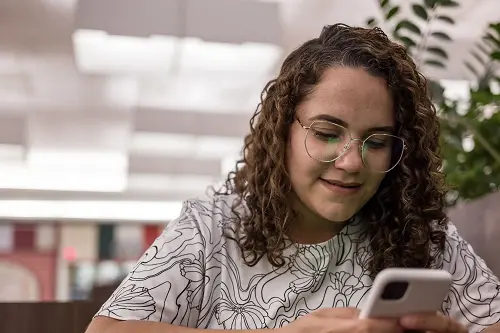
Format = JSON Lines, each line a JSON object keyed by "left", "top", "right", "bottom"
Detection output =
{"left": 308, "top": 114, "right": 395, "bottom": 134}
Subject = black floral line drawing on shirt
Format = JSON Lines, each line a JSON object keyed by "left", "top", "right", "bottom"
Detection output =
{"left": 440, "top": 229, "right": 500, "bottom": 328}
{"left": 96, "top": 195, "right": 500, "bottom": 332}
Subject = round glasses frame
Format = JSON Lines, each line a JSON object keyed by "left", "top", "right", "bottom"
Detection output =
{"left": 296, "top": 117, "right": 407, "bottom": 173}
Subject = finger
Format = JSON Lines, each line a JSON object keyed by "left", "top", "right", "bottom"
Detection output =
{"left": 313, "top": 307, "right": 360, "bottom": 319}
{"left": 318, "top": 317, "right": 401, "bottom": 333}
{"left": 400, "top": 312, "right": 467, "bottom": 333}
{"left": 355, "top": 318, "right": 402, "bottom": 333}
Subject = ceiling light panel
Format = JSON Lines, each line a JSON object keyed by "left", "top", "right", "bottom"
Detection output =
{"left": 178, "top": 38, "right": 282, "bottom": 75}
{"left": 0, "top": 200, "right": 183, "bottom": 222}
{"left": 130, "top": 132, "right": 243, "bottom": 159}
{"left": 0, "top": 144, "right": 25, "bottom": 164}
{"left": 73, "top": 30, "right": 178, "bottom": 74}
{"left": 0, "top": 164, "right": 127, "bottom": 192}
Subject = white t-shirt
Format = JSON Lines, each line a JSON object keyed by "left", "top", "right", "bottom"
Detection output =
{"left": 96, "top": 194, "right": 500, "bottom": 331}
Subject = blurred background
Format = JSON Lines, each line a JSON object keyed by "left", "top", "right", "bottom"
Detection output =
{"left": 0, "top": 0, "right": 499, "bottom": 320}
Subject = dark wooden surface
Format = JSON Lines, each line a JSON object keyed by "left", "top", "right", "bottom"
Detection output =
{"left": 0, "top": 301, "right": 101, "bottom": 333}
{"left": 0, "top": 281, "right": 117, "bottom": 333}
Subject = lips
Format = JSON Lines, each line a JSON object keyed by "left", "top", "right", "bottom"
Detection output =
{"left": 321, "top": 178, "right": 362, "bottom": 188}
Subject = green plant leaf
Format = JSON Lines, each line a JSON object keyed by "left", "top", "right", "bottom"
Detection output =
{"left": 489, "top": 23, "right": 500, "bottom": 35}
{"left": 412, "top": 4, "right": 428, "bottom": 20}
{"left": 470, "top": 90, "right": 500, "bottom": 104}
{"left": 397, "top": 36, "right": 417, "bottom": 48}
{"left": 438, "top": 0, "right": 460, "bottom": 7}
{"left": 366, "top": 18, "right": 377, "bottom": 27}
{"left": 432, "top": 32, "right": 452, "bottom": 41}
{"left": 436, "top": 15, "right": 455, "bottom": 24}
{"left": 475, "top": 42, "right": 492, "bottom": 57}
{"left": 386, "top": 6, "right": 400, "bottom": 19}
{"left": 425, "top": 59, "right": 446, "bottom": 68}
{"left": 471, "top": 51, "right": 487, "bottom": 65}
{"left": 427, "top": 46, "right": 448, "bottom": 59}
{"left": 380, "top": 0, "right": 390, "bottom": 8}
{"left": 484, "top": 33, "right": 500, "bottom": 47}
{"left": 465, "top": 62, "right": 479, "bottom": 76}
{"left": 395, "top": 20, "right": 421, "bottom": 35}
{"left": 477, "top": 73, "right": 494, "bottom": 91}
{"left": 424, "top": 0, "right": 438, "bottom": 8}
{"left": 492, "top": 51, "right": 500, "bottom": 60}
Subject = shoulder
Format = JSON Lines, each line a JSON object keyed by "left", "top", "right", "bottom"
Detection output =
{"left": 440, "top": 222, "right": 496, "bottom": 278}
{"left": 440, "top": 222, "right": 472, "bottom": 266}
{"left": 441, "top": 222, "right": 481, "bottom": 263}
{"left": 438, "top": 222, "right": 500, "bottom": 330}
{"left": 180, "top": 193, "right": 242, "bottom": 226}
{"left": 182, "top": 193, "right": 242, "bottom": 220}
{"left": 165, "top": 193, "right": 243, "bottom": 244}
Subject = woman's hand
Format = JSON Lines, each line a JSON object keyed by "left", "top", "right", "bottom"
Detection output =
{"left": 281, "top": 307, "right": 402, "bottom": 333}
{"left": 399, "top": 312, "right": 467, "bottom": 333}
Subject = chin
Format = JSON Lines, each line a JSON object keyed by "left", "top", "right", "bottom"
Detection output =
{"left": 318, "top": 204, "right": 357, "bottom": 223}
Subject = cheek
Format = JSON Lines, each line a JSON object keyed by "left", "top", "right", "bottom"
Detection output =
{"left": 365, "top": 174, "right": 386, "bottom": 194}
{"left": 287, "top": 131, "right": 324, "bottom": 185}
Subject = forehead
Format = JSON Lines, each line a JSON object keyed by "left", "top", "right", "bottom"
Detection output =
{"left": 298, "top": 66, "right": 395, "bottom": 129}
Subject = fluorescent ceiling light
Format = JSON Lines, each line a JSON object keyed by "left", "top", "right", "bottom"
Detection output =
{"left": 0, "top": 144, "right": 25, "bottom": 163}
{"left": 0, "top": 200, "right": 183, "bottom": 222}
{"left": 73, "top": 30, "right": 279, "bottom": 111}
{"left": 178, "top": 37, "right": 282, "bottom": 75}
{"left": 0, "top": 151, "right": 127, "bottom": 192}
{"left": 27, "top": 150, "right": 127, "bottom": 173}
{"left": 0, "top": 165, "right": 126, "bottom": 192}
{"left": 73, "top": 30, "right": 178, "bottom": 74}
{"left": 128, "top": 174, "right": 218, "bottom": 193}
{"left": 130, "top": 133, "right": 244, "bottom": 159}
{"left": 72, "top": 30, "right": 282, "bottom": 76}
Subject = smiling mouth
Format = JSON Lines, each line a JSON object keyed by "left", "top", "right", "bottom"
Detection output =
{"left": 320, "top": 178, "right": 362, "bottom": 188}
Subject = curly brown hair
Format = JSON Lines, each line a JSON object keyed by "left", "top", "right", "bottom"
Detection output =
{"left": 214, "top": 23, "right": 448, "bottom": 275}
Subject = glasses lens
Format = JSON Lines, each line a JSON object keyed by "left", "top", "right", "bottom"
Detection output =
{"left": 305, "top": 121, "right": 347, "bottom": 162}
{"left": 362, "top": 134, "right": 404, "bottom": 173}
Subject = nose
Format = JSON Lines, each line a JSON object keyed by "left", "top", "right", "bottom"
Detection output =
{"left": 333, "top": 141, "right": 364, "bottom": 173}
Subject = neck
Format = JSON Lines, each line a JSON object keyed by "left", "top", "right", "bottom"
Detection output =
{"left": 287, "top": 194, "right": 347, "bottom": 245}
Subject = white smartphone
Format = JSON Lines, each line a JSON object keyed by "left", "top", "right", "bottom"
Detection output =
{"left": 358, "top": 268, "right": 452, "bottom": 319}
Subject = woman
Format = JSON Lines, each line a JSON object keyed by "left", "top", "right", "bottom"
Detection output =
{"left": 86, "top": 24, "right": 500, "bottom": 333}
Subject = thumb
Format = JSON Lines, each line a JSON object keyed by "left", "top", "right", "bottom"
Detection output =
{"left": 313, "top": 307, "right": 360, "bottom": 319}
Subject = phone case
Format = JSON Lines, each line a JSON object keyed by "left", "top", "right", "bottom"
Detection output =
{"left": 358, "top": 268, "right": 452, "bottom": 319}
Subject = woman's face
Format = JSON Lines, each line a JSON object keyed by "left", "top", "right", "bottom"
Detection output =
{"left": 286, "top": 66, "right": 395, "bottom": 228}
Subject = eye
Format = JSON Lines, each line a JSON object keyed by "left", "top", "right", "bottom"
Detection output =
{"left": 309, "top": 122, "right": 345, "bottom": 142}
{"left": 312, "top": 130, "right": 342, "bottom": 142}
{"left": 364, "top": 135, "right": 391, "bottom": 149}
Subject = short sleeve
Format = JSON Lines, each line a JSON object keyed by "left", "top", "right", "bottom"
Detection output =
{"left": 441, "top": 223, "right": 500, "bottom": 332}
{"left": 95, "top": 202, "right": 206, "bottom": 327}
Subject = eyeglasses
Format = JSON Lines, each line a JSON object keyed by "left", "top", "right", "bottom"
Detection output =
{"left": 296, "top": 117, "right": 406, "bottom": 173}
